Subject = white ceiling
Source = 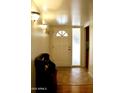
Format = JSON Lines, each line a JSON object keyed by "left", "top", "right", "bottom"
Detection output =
{"left": 31, "top": 0, "right": 89, "bottom": 27}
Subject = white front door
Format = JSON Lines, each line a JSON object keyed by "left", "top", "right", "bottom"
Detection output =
{"left": 50, "top": 27, "right": 72, "bottom": 67}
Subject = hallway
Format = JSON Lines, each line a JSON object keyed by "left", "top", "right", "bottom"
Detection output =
{"left": 57, "top": 67, "right": 93, "bottom": 93}
{"left": 31, "top": 0, "right": 93, "bottom": 92}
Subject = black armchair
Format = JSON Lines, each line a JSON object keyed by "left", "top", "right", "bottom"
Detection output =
{"left": 35, "top": 53, "right": 57, "bottom": 93}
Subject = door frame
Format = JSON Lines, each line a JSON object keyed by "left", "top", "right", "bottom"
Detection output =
{"left": 85, "top": 26, "right": 89, "bottom": 70}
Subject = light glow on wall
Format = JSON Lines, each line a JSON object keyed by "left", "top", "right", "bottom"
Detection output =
{"left": 71, "top": 0, "right": 81, "bottom": 26}
{"left": 39, "top": 24, "right": 48, "bottom": 30}
{"left": 56, "top": 15, "right": 68, "bottom": 24}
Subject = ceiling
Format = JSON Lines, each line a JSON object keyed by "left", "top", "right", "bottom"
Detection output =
{"left": 31, "top": 0, "right": 89, "bottom": 27}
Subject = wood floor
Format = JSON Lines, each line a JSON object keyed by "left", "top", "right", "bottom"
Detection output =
{"left": 57, "top": 85, "right": 93, "bottom": 93}
{"left": 56, "top": 67, "right": 93, "bottom": 93}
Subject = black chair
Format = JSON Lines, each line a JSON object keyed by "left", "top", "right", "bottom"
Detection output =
{"left": 35, "top": 53, "right": 57, "bottom": 93}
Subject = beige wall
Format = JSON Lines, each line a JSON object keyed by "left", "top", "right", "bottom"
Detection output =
{"left": 81, "top": 27, "right": 86, "bottom": 67}
{"left": 31, "top": 24, "right": 49, "bottom": 60}
{"left": 31, "top": 22, "right": 50, "bottom": 92}
{"left": 83, "top": 0, "right": 93, "bottom": 77}
{"left": 89, "top": 0, "right": 93, "bottom": 78}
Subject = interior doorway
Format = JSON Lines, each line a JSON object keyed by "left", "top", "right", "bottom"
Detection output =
{"left": 85, "top": 26, "right": 89, "bottom": 70}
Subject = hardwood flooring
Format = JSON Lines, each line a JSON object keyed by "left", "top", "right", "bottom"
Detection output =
{"left": 56, "top": 67, "right": 93, "bottom": 93}
{"left": 57, "top": 85, "right": 93, "bottom": 93}
{"left": 31, "top": 67, "right": 93, "bottom": 93}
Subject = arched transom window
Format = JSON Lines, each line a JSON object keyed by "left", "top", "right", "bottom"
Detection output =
{"left": 56, "top": 30, "right": 68, "bottom": 37}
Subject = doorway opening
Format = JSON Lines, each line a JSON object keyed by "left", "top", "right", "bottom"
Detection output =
{"left": 72, "top": 28, "right": 81, "bottom": 66}
{"left": 85, "top": 26, "right": 89, "bottom": 70}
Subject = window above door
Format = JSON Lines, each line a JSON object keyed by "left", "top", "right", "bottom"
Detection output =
{"left": 56, "top": 30, "right": 68, "bottom": 37}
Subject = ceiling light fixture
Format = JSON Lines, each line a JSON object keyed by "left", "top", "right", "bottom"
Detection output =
{"left": 31, "top": 11, "right": 40, "bottom": 21}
